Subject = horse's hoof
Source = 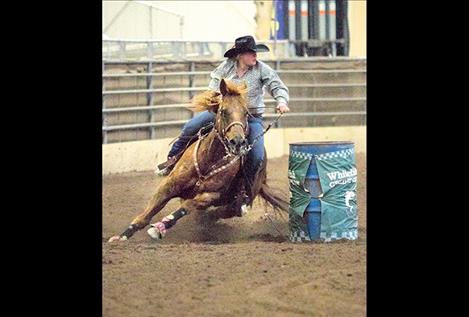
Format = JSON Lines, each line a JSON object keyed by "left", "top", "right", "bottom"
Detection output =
{"left": 147, "top": 223, "right": 166, "bottom": 240}
{"left": 147, "top": 227, "right": 163, "bottom": 240}
{"left": 241, "top": 204, "right": 248, "bottom": 216}
{"left": 108, "top": 235, "right": 123, "bottom": 243}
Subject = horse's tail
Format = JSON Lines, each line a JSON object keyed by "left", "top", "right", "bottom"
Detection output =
{"left": 259, "top": 182, "right": 289, "bottom": 214}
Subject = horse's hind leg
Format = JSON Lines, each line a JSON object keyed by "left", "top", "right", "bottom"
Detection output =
{"left": 147, "top": 191, "right": 221, "bottom": 240}
{"left": 108, "top": 178, "right": 178, "bottom": 242}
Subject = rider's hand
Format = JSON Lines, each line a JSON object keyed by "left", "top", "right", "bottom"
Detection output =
{"left": 276, "top": 103, "right": 290, "bottom": 113}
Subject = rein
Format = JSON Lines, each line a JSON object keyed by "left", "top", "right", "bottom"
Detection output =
{"left": 223, "top": 121, "right": 246, "bottom": 135}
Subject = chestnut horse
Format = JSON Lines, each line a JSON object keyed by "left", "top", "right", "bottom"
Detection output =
{"left": 108, "top": 79, "right": 288, "bottom": 242}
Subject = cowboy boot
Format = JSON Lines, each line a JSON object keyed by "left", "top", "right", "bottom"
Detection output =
{"left": 155, "top": 155, "right": 178, "bottom": 176}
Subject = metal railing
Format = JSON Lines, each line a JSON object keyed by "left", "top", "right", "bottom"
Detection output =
{"left": 103, "top": 39, "right": 293, "bottom": 61}
{"left": 102, "top": 38, "right": 351, "bottom": 61}
{"left": 102, "top": 83, "right": 366, "bottom": 96}
{"left": 102, "top": 58, "right": 366, "bottom": 144}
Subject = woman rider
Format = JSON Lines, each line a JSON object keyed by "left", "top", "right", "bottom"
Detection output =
{"left": 156, "top": 35, "right": 290, "bottom": 209}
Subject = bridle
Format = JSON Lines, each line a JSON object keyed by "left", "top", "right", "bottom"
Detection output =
{"left": 222, "top": 121, "right": 247, "bottom": 136}
{"left": 192, "top": 103, "right": 250, "bottom": 187}
{"left": 214, "top": 104, "right": 250, "bottom": 156}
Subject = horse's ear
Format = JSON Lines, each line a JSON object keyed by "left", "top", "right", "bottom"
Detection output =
{"left": 220, "top": 78, "right": 228, "bottom": 96}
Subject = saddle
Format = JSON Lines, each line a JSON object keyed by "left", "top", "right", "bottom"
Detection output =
{"left": 157, "top": 117, "right": 253, "bottom": 171}
{"left": 157, "top": 123, "right": 214, "bottom": 171}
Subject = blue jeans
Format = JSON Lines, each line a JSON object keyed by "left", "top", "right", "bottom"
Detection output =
{"left": 168, "top": 110, "right": 265, "bottom": 183}
{"left": 168, "top": 110, "right": 216, "bottom": 157}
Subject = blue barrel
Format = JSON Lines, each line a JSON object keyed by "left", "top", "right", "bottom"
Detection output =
{"left": 289, "top": 141, "right": 355, "bottom": 241}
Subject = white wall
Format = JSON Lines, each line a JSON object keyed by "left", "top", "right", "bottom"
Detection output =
{"left": 103, "top": 0, "right": 257, "bottom": 41}
{"left": 349, "top": 0, "right": 367, "bottom": 57}
{"left": 143, "top": 1, "right": 256, "bottom": 41}
{"left": 103, "top": 1, "right": 182, "bottom": 39}
{"left": 103, "top": 126, "right": 366, "bottom": 175}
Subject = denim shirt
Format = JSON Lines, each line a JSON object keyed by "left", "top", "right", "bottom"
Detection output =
{"left": 208, "top": 58, "right": 289, "bottom": 115}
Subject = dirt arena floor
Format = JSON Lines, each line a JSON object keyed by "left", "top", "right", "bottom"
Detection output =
{"left": 103, "top": 153, "right": 366, "bottom": 317}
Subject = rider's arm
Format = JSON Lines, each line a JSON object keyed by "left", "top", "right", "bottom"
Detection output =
{"left": 260, "top": 63, "right": 290, "bottom": 107}
{"left": 208, "top": 60, "right": 228, "bottom": 93}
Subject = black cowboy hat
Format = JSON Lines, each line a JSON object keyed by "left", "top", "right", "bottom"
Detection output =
{"left": 223, "top": 35, "right": 270, "bottom": 58}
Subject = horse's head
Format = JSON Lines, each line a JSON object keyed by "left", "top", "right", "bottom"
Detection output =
{"left": 192, "top": 79, "right": 250, "bottom": 155}
{"left": 215, "top": 78, "right": 250, "bottom": 155}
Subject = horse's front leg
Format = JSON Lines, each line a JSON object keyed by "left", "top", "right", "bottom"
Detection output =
{"left": 108, "top": 177, "right": 179, "bottom": 242}
{"left": 147, "top": 191, "right": 221, "bottom": 240}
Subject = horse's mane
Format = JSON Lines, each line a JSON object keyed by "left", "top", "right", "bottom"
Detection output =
{"left": 191, "top": 79, "right": 248, "bottom": 112}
